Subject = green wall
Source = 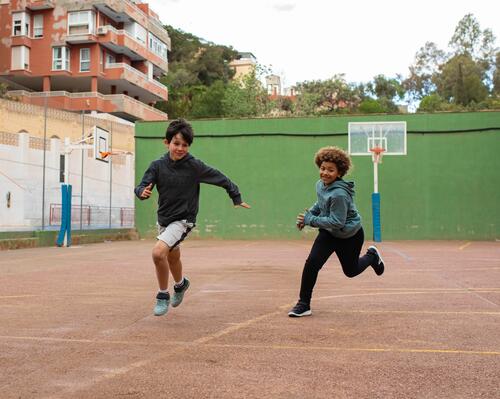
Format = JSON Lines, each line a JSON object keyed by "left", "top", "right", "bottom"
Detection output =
{"left": 135, "top": 112, "right": 500, "bottom": 240}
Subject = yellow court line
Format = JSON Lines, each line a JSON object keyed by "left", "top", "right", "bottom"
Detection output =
{"left": 459, "top": 242, "right": 472, "bottom": 250}
{"left": 206, "top": 343, "right": 500, "bottom": 356}
{"left": 322, "top": 309, "right": 500, "bottom": 316}
{"left": 0, "top": 335, "right": 188, "bottom": 346}
{"left": 316, "top": 290, "right": 500, "bottom": 302}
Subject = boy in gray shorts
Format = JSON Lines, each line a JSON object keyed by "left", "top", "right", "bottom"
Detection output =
{"left": 135, "top": 119, "right": 250, "bottom": 316}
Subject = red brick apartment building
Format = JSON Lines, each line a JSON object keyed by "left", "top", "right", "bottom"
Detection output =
{"left": 0, "top": 0, "right": 170, "bottom": 121}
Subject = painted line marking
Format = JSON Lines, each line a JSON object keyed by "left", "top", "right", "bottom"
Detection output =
{"left": 0, "top": 335, "right": 188, "bottom": 346}
{"left": 205, "top": 343, "right": 500, "bottom": 356}
{"left": 459, "top": 242, "right": 472, "bottom": 250}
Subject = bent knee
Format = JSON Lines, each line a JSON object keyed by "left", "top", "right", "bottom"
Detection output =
{"left": 342, "top": 270, "right": 357, "bottom": 278}
{"left": 152, "top": 244, "right": 169, "bottom": 262}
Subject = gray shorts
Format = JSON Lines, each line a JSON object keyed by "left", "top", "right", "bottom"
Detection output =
{"left": 157, "top": 220, "right": 194, "bottom": 249}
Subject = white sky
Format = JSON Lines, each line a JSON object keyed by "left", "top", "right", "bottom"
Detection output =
{"left": 146, "top": 0, "right": 499, "bottom": 88}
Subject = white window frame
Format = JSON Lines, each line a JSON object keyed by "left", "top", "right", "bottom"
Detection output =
{"left": 80, "top": 48, "right": 90, "bottom": 72}
{"left": 149, "top": 33, "right": 168, "bottom": 60}
{"left": 12, "top": 12, "right": 30, "bottom": 37}
{"left": 33, "top": 14, "right": 44, "bottom": 38}
{"left": 125, "top": 21, "right": 146, "bottom": 45}
{"left": 52, "top": 47, "right": 70, "bottom": 71}
{"left": 68, "top": 10, "right": 95, "bottom": 35}
{"left": 105, "top": 52, "right": 116, "bottom": 66}
{"left": 11, "top": 46, "right": 30, "bottom": 70}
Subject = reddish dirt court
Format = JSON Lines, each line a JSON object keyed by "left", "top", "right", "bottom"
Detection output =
{"left": 0, "top": 239, "right": 499, "bottom": 398}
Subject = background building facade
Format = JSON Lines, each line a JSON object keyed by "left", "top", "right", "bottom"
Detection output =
{"left": 0, "top": 0, "right": 170, "bottom": 121}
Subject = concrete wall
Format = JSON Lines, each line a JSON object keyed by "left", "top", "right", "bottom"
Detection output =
{"left": 0, "top": 98, "right": 135, "bottom": 231}
{"left": 135, "top": 112, "right": 500, "bottom": 241}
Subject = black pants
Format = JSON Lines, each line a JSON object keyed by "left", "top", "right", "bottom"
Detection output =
{"left": 299, "top": 228, "right": 375, "bottom": 305}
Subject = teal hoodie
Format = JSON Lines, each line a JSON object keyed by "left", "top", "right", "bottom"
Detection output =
{"left": 303, "top": 178, "right": 362, "bottom": 239}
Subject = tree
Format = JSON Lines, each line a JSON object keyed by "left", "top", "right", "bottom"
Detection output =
{"left": 156, "top": 25, "right": 238, "bottom": 118}
{"left": 0, "top": 82, "right": 7, "bottom": 98}
{"left": 417, "top": 94, "right": 448, "bottom": 112}
{"left": 435, "top": 53, "right": 488, "bottom": 105}
{"left": 404, "top": 42, "right": 445, "bottom": 101}
{"left": 494, "top": 52, "right": 500, "bottom": 96}
{"left": 449, "top": 14, "right": 497, "bottom": 87}
{"left": 190, "top": 81, "right": 227, "bottom": 118}
{"left": 221, "top": 67, "right": 269, "bottom": 118}
{"left": 294, "top": 74, "right": 361, "bottom": 115}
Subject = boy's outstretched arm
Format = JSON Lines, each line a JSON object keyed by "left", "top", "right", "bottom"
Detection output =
{"left": 196, "top": 160, "right": 250, "bottom": 208}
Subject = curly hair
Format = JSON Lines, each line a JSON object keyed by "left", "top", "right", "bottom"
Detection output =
{"left": 314, "top": 146, "right": 352, "bottom": 177}
{"left": 165, "top": 118, "right": 194, "bottom": 145}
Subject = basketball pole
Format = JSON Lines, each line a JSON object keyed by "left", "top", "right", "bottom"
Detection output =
{"left": 371, "top": 151, "right": 382, "bottom": 243}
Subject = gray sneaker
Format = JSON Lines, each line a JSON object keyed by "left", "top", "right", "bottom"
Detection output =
{"left": 154, "top": 292, "right": 170, "bottom": 316}
{"left": 171, "top": 277, "right": 190, "bottom": 308}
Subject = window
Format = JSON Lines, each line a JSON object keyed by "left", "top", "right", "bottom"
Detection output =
{"left": 59, "top": 155, "right": 65, "bottom": 183}
{"left": 80, "top": 48, "right": 90, "bottom": 71}
{"left": 33, "top": 14, "right": 43, "bottom": 38}
{"left": 52, "top": 47, "right": 70, "bottom": 70}
{"left": 11, "top": 46, "right": 30, "bottom": 70}
{"left": 105, "top": 53, "right": 116, "bottom": 66}
{"left": 149, "top": 33, "right": 168, "bottom": 60}
{"left": 124, "top": 21, "right": 146, "bottom": 45}
{"left": 12, "top": 12, "right": 30, "bottom": 36}
{"left": 68, "top": 11, "right": 95, "bottom": 35}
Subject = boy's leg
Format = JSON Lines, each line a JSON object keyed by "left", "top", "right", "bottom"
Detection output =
{"left": 168, "top": 248, "right": 190, "bottom": 307}
{"left": 335, "top": 228, "right": 375, "bottom": 278}
{"left": 152, "top": 240, "right": 170, "bottom": 290}
{"left": 298, "top": 229, "right": 336, "bottom": 305}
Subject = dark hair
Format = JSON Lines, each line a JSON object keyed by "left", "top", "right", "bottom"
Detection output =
{"left": 165, "top": 118, "right": 194, "bottom": 145}
{"left": 314, "top": 146, "right": 352, "bottom": 177}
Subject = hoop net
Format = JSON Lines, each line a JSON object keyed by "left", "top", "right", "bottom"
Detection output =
{"left": 369, "top": 147, "right": 386, "bottom": 164}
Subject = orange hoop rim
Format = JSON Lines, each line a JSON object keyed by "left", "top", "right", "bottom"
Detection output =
{"left": 369, "top": 147, "right": 386, "bottom": 154}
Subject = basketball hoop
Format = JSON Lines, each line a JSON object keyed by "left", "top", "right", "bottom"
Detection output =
{"left": 369, "top": 146, "right": 386, "bottom": 164}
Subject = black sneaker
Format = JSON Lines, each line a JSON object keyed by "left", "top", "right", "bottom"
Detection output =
{"left": 288, "top": 301, "right": 312, "bottom": 317}
{"left": 368, "top": 245, "right": 385, "bottom": 276}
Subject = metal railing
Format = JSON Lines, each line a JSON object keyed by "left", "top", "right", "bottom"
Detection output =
{"left": 105, "top": 62, "right": 167, "bottom": 92}
{"left": 49, "top": 204, "right": 134, "bottom": 228}
{"left": 7, "top": 91, "right": 167, "bottom": 118}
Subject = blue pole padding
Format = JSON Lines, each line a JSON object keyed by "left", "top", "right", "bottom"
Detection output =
{"left": 56, "top": 184, "right": 72, "bottom": 247}
{"left": 372, "top": 192, "right": 382, "bottom": 242}
{"left": 66, "top": 184, "right": 72, "bottom": 246}
{"left": 56, "top": 184, "right": 68, "bottom": 247}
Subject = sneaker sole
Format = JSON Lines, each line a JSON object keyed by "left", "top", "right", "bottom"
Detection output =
{"left": 288, "top": 310, "right": 312, "bottom": 317}
{"left": 368, "top": 245, "right": 385, "bottom": 276}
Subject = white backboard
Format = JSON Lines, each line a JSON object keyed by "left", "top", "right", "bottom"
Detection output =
{"left": 93, "top": 126, "right": 109, "bottom": 163}
{"left": 348, "top": 122, "right": 407, "bottom": 155}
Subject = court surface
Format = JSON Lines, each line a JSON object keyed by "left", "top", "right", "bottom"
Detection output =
{"left": 1, "top": 239, "right": 499, "bottom": 398}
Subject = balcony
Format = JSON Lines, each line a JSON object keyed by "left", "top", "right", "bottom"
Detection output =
{"left": 96, "top": 25, "right": 168, "bottom": 72}
{"left": 8, "top": 90, "right": 168, "bottom": 122}
{"left": 70, "top": 0, "right": 170, "bottom": 47}
{"left": 104, "top": 63, "right": 168, "bottom": 101}
{"left": 26, "top": 1, "right": 55, "bottom": 10}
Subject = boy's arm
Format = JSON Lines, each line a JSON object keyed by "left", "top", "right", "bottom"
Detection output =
{"left": 134, "top": 162, "right": 157, "bottom": 200}
{"left": 196, "top": 160, "right": 243, "bottom": 205}
{"left": 309, "top": 202, "right": 320, "bottom": 216}
{"left": 304, "top": 196, "right": 348, "bottom": 230}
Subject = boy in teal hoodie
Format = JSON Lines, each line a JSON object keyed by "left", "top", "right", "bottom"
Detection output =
{"left": 289, "top": 146, "right": 385, "bottom": 317}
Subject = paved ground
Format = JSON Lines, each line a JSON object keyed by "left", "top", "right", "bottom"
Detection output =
{"left": 0, "top": 239, "right": 499, "bottom": 398}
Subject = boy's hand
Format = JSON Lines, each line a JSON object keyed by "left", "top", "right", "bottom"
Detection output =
{"left": 141, "top": 183, "right": 153, "bottom": 199}
{"left": 235, "top": 202, "right": 251, "bottom": 209}
{"left": 296, "top": 208, "right": 308, "bottom": 230}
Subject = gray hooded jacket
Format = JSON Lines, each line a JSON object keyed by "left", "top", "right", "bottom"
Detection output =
{"left": 303, "top": 179, "right": 362, "bottom": 239}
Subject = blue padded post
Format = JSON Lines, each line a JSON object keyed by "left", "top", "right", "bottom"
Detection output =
{"left": 372, "top": 192, "right": 381, "bottom": 242}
